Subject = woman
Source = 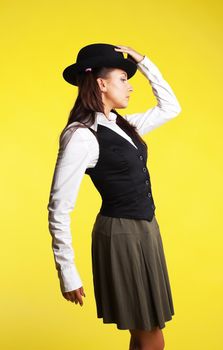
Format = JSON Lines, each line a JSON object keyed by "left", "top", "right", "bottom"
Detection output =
{"left": 47, "top": 43, "right": 182, "bottom": 350}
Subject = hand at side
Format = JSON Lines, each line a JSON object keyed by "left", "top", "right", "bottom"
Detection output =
{"left": 62, "top": 286, "right": 86, "bottom": 306}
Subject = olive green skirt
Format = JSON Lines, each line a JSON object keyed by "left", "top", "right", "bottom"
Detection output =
{"left": 91, "top": 213, "right": 175, "bottom": 331}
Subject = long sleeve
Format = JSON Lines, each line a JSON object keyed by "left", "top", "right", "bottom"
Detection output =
{"left": 47, "top": 126, "right": 93, "bottom": 293}
{"left": 123, "top": 55, "right": 182, "bottom": 135}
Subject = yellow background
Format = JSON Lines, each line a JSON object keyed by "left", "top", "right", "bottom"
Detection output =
{"left": 1, "top": 1, "right": 222, "bottom": 349}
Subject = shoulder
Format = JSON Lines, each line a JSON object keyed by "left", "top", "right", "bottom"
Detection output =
{"left": 59, "top": 121, "right": 98, "bottom": 153}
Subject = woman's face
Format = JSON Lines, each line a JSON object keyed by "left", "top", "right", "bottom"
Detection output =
{"left": 97, "top": 68, "right": 133, "bottom": 110}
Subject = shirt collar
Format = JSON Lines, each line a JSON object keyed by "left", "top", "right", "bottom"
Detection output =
{"left": 91, "top": 111, "right": 117, "bottom": 131}
{"left": 64, "top": 111, "right": 117, "bottom": 133}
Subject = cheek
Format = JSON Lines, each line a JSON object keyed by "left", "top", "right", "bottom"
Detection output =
{"left": 109, "top": 82, "right": 124, "bottom": 100}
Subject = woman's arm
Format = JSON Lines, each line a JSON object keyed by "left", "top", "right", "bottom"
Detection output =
{"left": 123, "top": 55, "right": 182, "bottom": 135}
{"left": 114, "top": 45, "right": 182, "bottom": 135}
{"left": 47, "top": 126, "right": 94, "bottom": 296}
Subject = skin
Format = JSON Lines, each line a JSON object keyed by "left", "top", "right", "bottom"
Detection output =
{"left": 97, "top": 67, "right": 133, "bottom": 116}
{"left": 96, "top": 45, "right": 144, "bottom": 117}
{"left": 62, "top": 45, "right": 165, "bottom": 350}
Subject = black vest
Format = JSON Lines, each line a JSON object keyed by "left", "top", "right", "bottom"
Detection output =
{"left": 85, "top": 124, "right": 156, "bottom": 222}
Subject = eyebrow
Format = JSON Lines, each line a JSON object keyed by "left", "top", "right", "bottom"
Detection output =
{"left": 121, "top": 72, "right": 127, "bottom": 77}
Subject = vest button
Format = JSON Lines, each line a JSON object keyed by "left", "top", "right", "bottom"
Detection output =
{"left": 147, "top": 192, "right": 151, "bottom": 197}
{"left": 142, "top": 167, "right": 147, "bottom": 172}
{"left": 145, "top": 180, "right": 149, "bottom": 185}
{"left": 139, "top": 155, "right": 143, "bottom": 160}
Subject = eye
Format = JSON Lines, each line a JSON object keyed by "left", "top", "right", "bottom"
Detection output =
{"left": 121, "top": 78, "right": 127, "bottom": 81}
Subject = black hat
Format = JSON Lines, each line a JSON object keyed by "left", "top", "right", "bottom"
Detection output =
{"left": 62, "top": 43, "right": 138, "bottom": 86}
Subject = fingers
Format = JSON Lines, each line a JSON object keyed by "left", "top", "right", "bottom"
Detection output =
{"left": 115, "top": 45, "right": 131, "bottom": 50}
{"left": 68, "top": 291, "right": 81, "bottom": 305}
{"left": 80, "top": 286, "right": 86, "bottom": 298}
{"left": 114, "top": 46, "right": 143, "bottom": 64}
{"left": 62, "top": 287, "right": 86, "bottom": 306}
{"left": 62, "top": 291, "right": 75, "bottom": 302}
{"left": 114, "top": 45, "right": 132, "bottom": 53}
{"left": 74, "top": 289, "right": 83, "bottom": 306}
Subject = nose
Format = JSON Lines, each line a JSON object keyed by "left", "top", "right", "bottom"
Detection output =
{"left": 128, "top": 83, "right": 133, "bottom": 92}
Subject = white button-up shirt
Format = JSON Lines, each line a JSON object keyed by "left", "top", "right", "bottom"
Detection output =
{"left": 47, "top": 55, "right": 182, "bottom": 293}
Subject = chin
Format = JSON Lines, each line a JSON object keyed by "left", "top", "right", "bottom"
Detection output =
{"left": 116, "top": 102, "right": 129, "bottom": 109}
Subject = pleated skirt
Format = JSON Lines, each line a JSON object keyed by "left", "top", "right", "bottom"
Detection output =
{"left": 91, "top": 212, "right": 175, "bottom": 331}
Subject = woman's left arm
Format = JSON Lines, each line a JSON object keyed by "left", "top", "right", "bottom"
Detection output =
{"left": 114, "top": 46, "right": 182, "bottom": 136}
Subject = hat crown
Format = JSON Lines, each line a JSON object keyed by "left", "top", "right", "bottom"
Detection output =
{"left": 76, "top": 43, "right": 123, "bottom": 63}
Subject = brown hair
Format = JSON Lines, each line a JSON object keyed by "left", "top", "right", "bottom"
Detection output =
{"left": 60, "top": 66, "right": 147, "bottom": 149}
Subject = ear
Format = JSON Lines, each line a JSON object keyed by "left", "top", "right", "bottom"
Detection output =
{"left": 96, "top": 77, "right": 107, "bottom": 92}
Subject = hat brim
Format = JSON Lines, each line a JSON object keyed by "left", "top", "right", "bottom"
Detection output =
{"left": 62, "top": 57, "right": 138, "bottom": 86}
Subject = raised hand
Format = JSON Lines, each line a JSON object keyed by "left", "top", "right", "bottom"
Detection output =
{"left": 114, "top": 45, "right": 145, "bottom": 64}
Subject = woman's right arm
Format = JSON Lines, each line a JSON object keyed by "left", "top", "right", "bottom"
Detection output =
{"left": 47, "top": 125, "right": 94, "bottom": 296}
{"left": 123, "top": 55, "right": 182, "bottom": 135}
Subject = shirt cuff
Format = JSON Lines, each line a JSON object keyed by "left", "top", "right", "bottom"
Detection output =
{"left": 137, "top": 55, "right": 146, "bottom": 64}
{"left": 137, "top": 55, "right": 162, "bottom": 77}
{"left": 57, "top": 265, "right": 83, "bottom": 293}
